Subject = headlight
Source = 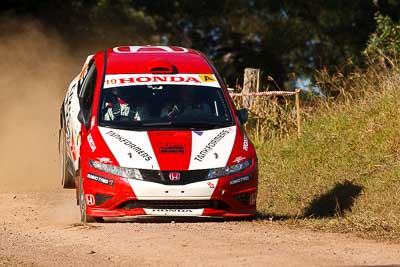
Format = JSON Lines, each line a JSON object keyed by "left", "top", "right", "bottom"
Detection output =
{"left": 89, "top": 160, "right": 143, "bottom": 180}
{"left": 207, "top": 159, "right": 252, "bottom": 179}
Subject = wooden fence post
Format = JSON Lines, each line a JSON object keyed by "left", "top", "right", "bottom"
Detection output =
{"left": 242, "top": 68, "right": 261, "bottom": 108}
{"left": 295, "top": 88, "right": 301, "bottom": 137}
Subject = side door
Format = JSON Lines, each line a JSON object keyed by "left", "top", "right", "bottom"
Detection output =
{"left": 63, "top": 77, "right": 81, "bottom": 172}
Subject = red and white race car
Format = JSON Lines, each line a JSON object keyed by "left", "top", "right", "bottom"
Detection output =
{"left": 59, "top": 46, "right": 258, "bottom": 222}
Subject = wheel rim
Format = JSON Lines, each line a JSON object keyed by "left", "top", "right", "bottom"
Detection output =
{"left": 79, "top": 176, "right": 86, "bottom": 222}
{"left": 60, "top": 130, "right": 66, "bottom": 184}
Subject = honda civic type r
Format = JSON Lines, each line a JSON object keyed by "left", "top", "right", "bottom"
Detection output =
{"left": 59, "top": 46, "right": 258, "bottom": 222}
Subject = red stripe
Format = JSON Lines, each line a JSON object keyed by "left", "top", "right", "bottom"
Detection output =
{"left": 147, "top": 131, "right": 192, "bottom": 170}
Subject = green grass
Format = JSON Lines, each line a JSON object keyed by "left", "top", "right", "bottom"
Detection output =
{"left": 255, "top": 68, "right": 400, "bottom": 240}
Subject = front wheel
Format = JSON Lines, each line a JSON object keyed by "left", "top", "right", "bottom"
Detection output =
{"left": 78, "top": 173, "right": 101, "bottom": 223}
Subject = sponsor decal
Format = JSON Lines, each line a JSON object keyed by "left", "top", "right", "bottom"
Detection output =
{"left": 105, "top": 130, "right": 152, "bottom": 161}
{"left": 85, "top": 194, "right": 95, "bottom": 206}
{"left": 198, "top": 74, "right": 216, "bottom": 82}
{"left": 233, "top": 156, "right": 246, "bottom": 164}
{"left": 87, "top": 173, "right": 114, "bottom": 186}
{"left": 104, "top": 75, "right": 202, "bottom": 87}
{"left": 194, "top": 130, "right": 230, "bottom": 162}
{"left": 97, "top": 157, "right": 113, "bottom": 164}
{"left": 193, "top": 131, "right": 203, "bottom": 136}
{"left": 207, "top": 182, "right": 215, "bottom": 189}
{"left": 152, "top": 209, "right": 193, "bottom": 213}
{"left": 229, "top": 176, "right": 250, "bottom": 186}
{"left": 143, "top": 208, "right": 202, "bottom": 216}
{"left": 103, "top": 73, "right": 220, "bottom": 89}
{"left": 70, "top": 135, "right": 76, "bottom": 161}
{"left": 168, "top": 172, "right": 181, "bottom": 181}
{"left": 87, "top": 133, "right": 96, "bottom": 152}
{"left": 159, "top": 143, "right": 185, "bottom": 154}
{"left": 214, "top": 153, "right": 218, "bottom": 159}
{"left": 243, "top": 135, "right": 249, "bottom": 151}
{"left": 64, "top": 87, "right": 75, "bottom": 139}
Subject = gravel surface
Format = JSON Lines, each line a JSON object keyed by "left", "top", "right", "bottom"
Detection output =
{"left": 1, "top": 191, "right": 400, "bottom": 266}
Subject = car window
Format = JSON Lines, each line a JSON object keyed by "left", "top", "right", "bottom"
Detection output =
{"left": 79, "top": 63, "right": 97, "bottom": 120}
{"left": 98, "top": 84, "right": 234, "bottom": 130}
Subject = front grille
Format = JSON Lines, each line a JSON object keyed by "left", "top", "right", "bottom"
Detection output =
{"left": 117, "top": 200, "right": 229, "bottom": 210}
{"left": 140, "top": 169, "right": 209, "bottom": 185}
{"left": 95, "top": 193, "right": 113, "bottom": 206}
{"left": 233, "top": 192, "right": 251, "bottom": 204}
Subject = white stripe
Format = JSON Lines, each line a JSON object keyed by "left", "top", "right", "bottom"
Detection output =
{"left": 103, "top": 74, "right": 220, "bottom": 88}
{"left": 189, "top": 126, "right": 236, "bottom": 170}
{"left": 98, "top": 127, "right": 160, "bottom": 169}
{"left": 143, "top": 208, "right": 203, "bottom": 216}
{"left": 128, "top": 179, "right": 218, "bottom": 200}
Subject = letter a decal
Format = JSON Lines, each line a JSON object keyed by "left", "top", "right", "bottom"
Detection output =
{"left": 199, "top": 74, "right": 216, "bottom": 82}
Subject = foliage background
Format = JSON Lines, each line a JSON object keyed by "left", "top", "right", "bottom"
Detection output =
{"left": 3, "top": 0, "right": 400, "bottom": 87}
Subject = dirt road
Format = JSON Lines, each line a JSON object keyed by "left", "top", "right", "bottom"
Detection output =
{"left": 0, "top": 190, "right": 399, "bottom": 267}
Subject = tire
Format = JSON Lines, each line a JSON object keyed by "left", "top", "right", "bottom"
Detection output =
{"left": 59, "top": 127, "right": 75, "bottom": 189}
{"left": 78, "top": 173, "right": 102, "bottom": 223}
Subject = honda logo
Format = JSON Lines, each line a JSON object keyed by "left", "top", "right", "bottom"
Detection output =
{"left": 85, "top": 194, "right": 95, "bottom": 206}
{"left": 168, "top": 172, "right": 181, "bottom": 181}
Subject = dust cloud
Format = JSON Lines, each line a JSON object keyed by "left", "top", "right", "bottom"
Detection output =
{"left": 0, "top": 18, "right": 79, "bottom": 192}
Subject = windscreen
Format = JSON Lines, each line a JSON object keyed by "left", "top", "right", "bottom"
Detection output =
{"left": 98, "top": 82, "right": 234, "bottom": 130}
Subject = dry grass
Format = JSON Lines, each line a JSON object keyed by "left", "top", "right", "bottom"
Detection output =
{"left": 254, "top": 63, "right": 400, "bottom": 240}
{"left": 232, "top": 94, "right": 299, "bottom": 142}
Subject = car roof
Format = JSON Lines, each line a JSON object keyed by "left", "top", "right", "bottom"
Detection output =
{"left": 100, "top": 46, "right": 214, "bottom": 75}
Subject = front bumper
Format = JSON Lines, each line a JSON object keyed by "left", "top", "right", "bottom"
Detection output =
{"left": 81, "top": 163, "right": 258, "bottom": 218}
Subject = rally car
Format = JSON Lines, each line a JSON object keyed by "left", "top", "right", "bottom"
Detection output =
{"left": 59, "top": 46, "right": 258, "bottom": 222}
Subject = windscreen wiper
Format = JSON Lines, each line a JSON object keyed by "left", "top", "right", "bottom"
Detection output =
{"left": 168, "top": 121, "right": 231, "bottom": 129}
{"left": 142, "top": 121, "right": 173, "bottom": 127}
{"left": 103, "top": 120, "right": 231, "bottom": 130}
{"left": 100, "top": 121, "right": 144, "bottom": 130}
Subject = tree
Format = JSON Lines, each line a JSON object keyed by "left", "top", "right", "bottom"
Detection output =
{"left": 142, "top": 0, "right": 377, "bottom": 86}
{"left": 0, "top": 0, "right": 392, "bottom": 87}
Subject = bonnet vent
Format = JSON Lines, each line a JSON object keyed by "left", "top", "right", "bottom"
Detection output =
{"left": 147, "top": 59, "right": 177, "bottom": 74}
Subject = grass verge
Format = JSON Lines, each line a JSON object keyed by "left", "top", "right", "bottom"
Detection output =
{"left": 255, "top": 67, "right": 400, "bottom": 240}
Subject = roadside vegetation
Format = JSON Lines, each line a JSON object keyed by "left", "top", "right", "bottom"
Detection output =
{"left": 250, "top": 14, "right": 400, "bottom": 240}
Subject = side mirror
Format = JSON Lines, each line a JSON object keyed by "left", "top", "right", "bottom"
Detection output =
{"left": 237, "top": 108, "right": 248, "bottom": 124}
{"left": 77, "top": 110, "right": 89, "bottom": 129}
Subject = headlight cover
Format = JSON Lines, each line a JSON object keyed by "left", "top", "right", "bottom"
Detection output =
{"left": 207, "top": 159, "right": 252, "bottom": 179}
{"left": 89, "top": 160, "right": 143, "bottom": 180}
